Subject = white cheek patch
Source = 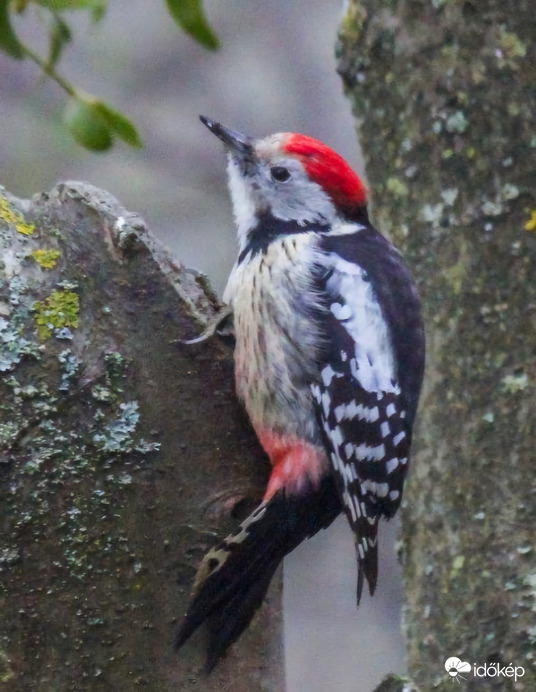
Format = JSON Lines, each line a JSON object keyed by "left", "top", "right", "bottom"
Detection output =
{"left": 228, "top": 145, "right": 338, "bottom": 233}
{"left": 227, "top": 157, "right": 258, "bottom": 246}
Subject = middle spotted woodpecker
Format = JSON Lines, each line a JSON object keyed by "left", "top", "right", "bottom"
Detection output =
{"left": 176, "top": 117, "right": 425, "bottom": 670}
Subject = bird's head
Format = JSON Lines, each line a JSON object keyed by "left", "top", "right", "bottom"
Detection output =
{"left": 200, "top": 116, "right": 368, "bottom": 248}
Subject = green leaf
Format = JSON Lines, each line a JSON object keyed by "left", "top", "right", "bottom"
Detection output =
{"left": 94, "top": 101, "right": 143, "bottom": 148}
{"left": 63, "top": 98, "right": 142, "bottom": 151}
{"left": 63, "top": 98, "right": 112, "bottom": 151}
{"left": 47, "top": 13, "right": 71, "bottom": 68}
{"left": 166, "top": 0, "right": 219, "bottom": 50}
{"left": 0, "top": 0, "right": 24, "bottom": 58}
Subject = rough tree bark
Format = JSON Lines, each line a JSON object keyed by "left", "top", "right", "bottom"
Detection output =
{"left": 337, "top": 1, "right": 536, "bottom": 691}
{"left": 0, "top": 183, "right": 283, "bottom": 691}
{"left": 3, "top": 2, "right": 535, "bottom": 688}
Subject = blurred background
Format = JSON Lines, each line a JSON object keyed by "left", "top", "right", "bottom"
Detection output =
{"left": 1, "top": 1, "right": 406, "bottom": 688}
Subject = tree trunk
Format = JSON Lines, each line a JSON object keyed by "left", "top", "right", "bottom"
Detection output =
{"left": 337, "top": 2, "right": 536, "bottom": 690}
{"left": 0, "top": 183, "right": 283, "bottom": 691}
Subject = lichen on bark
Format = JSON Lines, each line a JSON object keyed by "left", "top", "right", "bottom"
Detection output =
{"left": 338, "top": 2, "right": 536, "bottom": 690}
{"left": 0, "top": 183, "right": 282, "bottom": 691}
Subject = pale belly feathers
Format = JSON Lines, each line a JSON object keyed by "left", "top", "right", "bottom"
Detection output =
{"left": 223, "top": 234, "right": 324, "bottom": 444}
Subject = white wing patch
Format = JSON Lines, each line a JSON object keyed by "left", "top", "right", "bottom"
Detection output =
{"left": 326, "top": 257, "right": 399, "bottom": 395}
{"left": 330, "top": 302, "right": 352, "bottom": 321}
{"left": 310, "top": 245, "right": 415, "bottom": 602}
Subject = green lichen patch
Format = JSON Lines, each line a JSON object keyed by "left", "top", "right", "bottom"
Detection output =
{"left": 33, "top": 289, "right": 80, "bottom": 340}
{"left": 0, "top": 193, "right": 35, "bottom": 237}
{"left": 497, "top": 29, "right": 527, "bottom": 67}
{"left": 338, "top": 0, "right": 368, "bottom": 46}
{"left": 525, "top": 210, "right": 536, "bottom": 233}
{"left": 31, "top": 249, "right": 62, "bottom": 269}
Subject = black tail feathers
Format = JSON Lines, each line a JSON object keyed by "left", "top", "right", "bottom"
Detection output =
{"left": 175, "top": 476, "right": 341, "bottom": 671}
{"left": 356, "top": 532, "right": 378, "bottom": 606}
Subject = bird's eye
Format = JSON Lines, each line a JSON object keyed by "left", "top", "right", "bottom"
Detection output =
{"left": 270, "top": 166, "right": 291, "bottom": 183}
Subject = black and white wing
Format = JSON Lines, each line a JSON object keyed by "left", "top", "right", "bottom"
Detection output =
{"left": 311, "top": 228, "right": 425, "bottom": 601}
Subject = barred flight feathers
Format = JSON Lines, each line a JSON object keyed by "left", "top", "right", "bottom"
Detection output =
{"left": 311, "top": 229, "right": 424, "bottom": 600}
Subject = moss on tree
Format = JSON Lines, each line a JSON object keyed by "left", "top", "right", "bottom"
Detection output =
{"left": 338, "top": 2, "right": 536, "bottom": 690}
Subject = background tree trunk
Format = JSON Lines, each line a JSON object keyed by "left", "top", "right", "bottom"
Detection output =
{"left": 0, "top": 183, "right": 283, "bottom": 691}
{"left": 337, "top": 1, "right": 536, "bottom": 690}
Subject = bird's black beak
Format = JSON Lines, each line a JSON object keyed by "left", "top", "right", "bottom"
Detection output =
{"left": 200, "top": 115, "right": 254, "bottom": 156}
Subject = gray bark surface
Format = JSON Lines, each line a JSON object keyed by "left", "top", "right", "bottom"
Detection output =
{"left": 0, "top": 183, "right": 283, "bottom": 691}
{"left": 337, "top": 2, "right": 536, "bottom": 690}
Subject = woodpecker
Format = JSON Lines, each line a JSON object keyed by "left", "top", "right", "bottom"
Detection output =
{"left": 176, "top": 116, "right": 425, "bottom": 670}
